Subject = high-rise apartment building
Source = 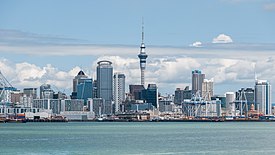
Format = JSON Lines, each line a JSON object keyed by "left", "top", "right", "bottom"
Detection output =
{"left": 255, "top": 80, "right": 272, "bottom": 115}
{"left": 192, "top": 70, "right": 205, "bottom": 96}
{"left": 113, "top": 73, "right": 125, "bottom": 113}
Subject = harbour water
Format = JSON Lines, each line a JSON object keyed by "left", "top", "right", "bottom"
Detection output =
{"left": 1, "top": 122, "right": 275, "bottom": 155}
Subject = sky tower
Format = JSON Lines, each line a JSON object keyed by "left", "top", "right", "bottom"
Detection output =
{"left": 138, "top": 20, "right": 148, "bottom": 86}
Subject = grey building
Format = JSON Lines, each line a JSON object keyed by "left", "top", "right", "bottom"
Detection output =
{"left": 174, "top": 86, "right": 192, "bottom": 104}
{"left": 32, "top": 99, "right": 61, "bottom": 114}
{"left": 23, "top": 88, "right": 37, "bottom": 99}
{"left": 97, "top": 60, "right": 113, "bottom": 115}
{"left": 192, "top": 70, "right": 205, "bottom": 96}
{"left": 40, "top": 84, "right": 54, "bottom": 99}
{"left": 61, "top": 99, "right": 84, "bottom": 111}
{"left": 129, "top": 85, "right": 145, "bottom": 100}
{"left": 92, "top": 98, "right": 105, "bottom": 117}
{"left": 159, "top": 100, "right": 173, "bottom": 112}
{"left": 113, "top": 73, "right": 126, "bottom": 113}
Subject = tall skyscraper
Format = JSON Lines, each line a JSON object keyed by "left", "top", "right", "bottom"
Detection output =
{"left": 138, "top": 21, "right": 148, "bottom": 86}
{"left": 113, "top": 73, "right": 126, "bottom": 113}
{"left": 97, "top": 60, "right": 113, "bottom": 114}
{"left": 192, "top": 70, "right": 205, "bottom": 96}
{"left": 255, "top": 80, "right": 272, "bottom": 115}
{"left": 202, "top": 79, "right": 214, "bottom": 101}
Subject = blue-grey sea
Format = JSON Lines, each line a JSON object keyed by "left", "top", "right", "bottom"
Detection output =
{"left": 1, "top": 122, "right": 275, "bottom": 155}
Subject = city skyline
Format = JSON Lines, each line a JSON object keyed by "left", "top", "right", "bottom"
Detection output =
{"left": 1, "top": 0, "right": 275, "bottom": 99}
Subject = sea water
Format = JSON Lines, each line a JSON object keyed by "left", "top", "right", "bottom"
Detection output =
{"left": 1, "top": 122, "right": 275, "bottom": 155}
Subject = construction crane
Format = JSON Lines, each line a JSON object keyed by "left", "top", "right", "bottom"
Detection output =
{"left": 234, "top": 89, "right": 249, "bottom": 118}
{"left": 0, "top": 70, "right": 16, "bottom": 103}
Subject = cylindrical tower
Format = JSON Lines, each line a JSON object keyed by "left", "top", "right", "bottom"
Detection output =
{"left": 138, "top": 21, "right": 148, "bottom": 86}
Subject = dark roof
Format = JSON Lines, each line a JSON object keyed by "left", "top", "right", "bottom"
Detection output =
{"left": 77, "top": 70, "right": 85, "bottom": 76}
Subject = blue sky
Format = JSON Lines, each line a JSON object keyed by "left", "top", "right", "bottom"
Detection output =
{"left": 0, "top": 0, "right": 275, "bottom": 97}
{"left": 1, "top": 0, "right": 275, "bottom": 45}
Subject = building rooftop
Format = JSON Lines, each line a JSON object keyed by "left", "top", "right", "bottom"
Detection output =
{"left": 77, "top": 70, "right": 85, "bottom": 76}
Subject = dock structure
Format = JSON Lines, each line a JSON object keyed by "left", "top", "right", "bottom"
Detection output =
{"left": 182, "top": 92, "right": 221, "bottom": 118}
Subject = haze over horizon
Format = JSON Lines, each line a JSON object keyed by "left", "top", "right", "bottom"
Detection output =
{"left": 0, "top": 0, "right": 275, "bottom": 99}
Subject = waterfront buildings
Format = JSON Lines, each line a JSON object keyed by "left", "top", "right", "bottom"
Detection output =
{"left": 113, "top": 73, "right": 126, "bottom": 113}
{"left": 32, "top": 99, "right": 61, "bottom": 114}
{"left": 255, "top": 80, "right": 272, "bottom": 115}
{"left": 192, "top": 70, "right": 205, "bottom": 96}
{"left": 96, "top": 60, "right": 113, "bottom": 114}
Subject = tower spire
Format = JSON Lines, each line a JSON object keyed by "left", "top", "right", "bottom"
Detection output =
{"left": 142, "top": 17, "right": 144, "bottom": 43}
{"left": 138, "top": 18, "right": 148, "bottom": 86}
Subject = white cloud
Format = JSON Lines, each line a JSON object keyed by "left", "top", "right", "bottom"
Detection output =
{"left": 189, "top": 41, "right": 202, "bottom": 47}
{"left": 2, "top": 54, "right": 275, "bottom": 99}
{"left": 1, "top": 29, "right": 275, "bottom": 99}
{"left": 0, "top": 59, "right": 81, "bottom": 93}
{"left": 212, "top": 34, "right": 233, "bottom": 44}
{"left": 264, "top": 3, "right": 275, "bottom": 11}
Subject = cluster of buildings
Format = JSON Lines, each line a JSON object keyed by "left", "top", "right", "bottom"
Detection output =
{"left": 0, "top": 26, "right": 274, "bottom": 122}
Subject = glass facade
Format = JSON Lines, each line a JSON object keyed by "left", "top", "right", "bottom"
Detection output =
{"left": 97, "top": 61, "right": 113, "bottom": 114}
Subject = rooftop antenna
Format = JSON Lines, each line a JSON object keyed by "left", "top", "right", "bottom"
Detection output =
{"left": 142, "top": 17, "right": 144, "bottom": 43}
{"left": 253, "top": 62, "right": 257, "bottom": 82}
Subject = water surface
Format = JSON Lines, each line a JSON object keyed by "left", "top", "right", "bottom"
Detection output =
{"left": 1, "top": 122, "right": 275, "bottom": 155}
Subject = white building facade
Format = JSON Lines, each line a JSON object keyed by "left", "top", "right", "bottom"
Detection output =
{"left": 255, "top": 80, "right": 272, "bottom": 115}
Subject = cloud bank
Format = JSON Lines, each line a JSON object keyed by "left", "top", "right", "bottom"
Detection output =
{"left": 1, "top": 29, "right": 275, "bottom": 98}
